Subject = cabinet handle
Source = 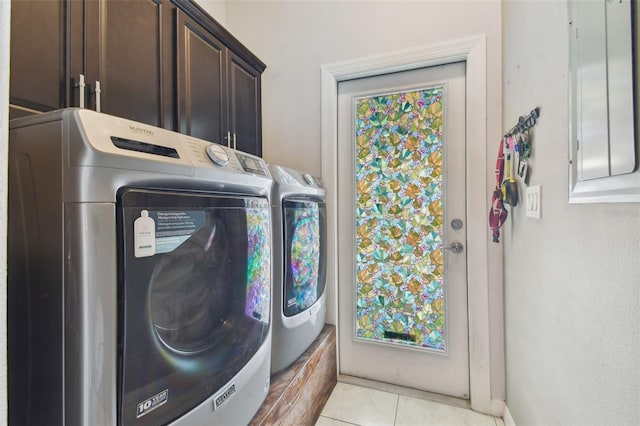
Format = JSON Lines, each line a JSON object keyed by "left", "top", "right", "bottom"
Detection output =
{"left": 74, "top": 74, "right": 86, "bottom": 109}
{"left": 94, "top": 81, "right": 101, "bottom": 113}
{"left": 226, "top": 131, "right": 232, "bottom": 148}
{"left": 233, "top": 133, "right": 237, "bottom": 150}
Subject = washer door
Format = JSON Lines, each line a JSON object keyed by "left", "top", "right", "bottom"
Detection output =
{"left": 117, "top": 188, "right": 271, "bottom": 426}
{"left": 282, "top": 198, "right": 327, "bottom": 317}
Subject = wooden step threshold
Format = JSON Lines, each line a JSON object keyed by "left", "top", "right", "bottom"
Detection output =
{"left": 251, "top": 324, "right": 337, "bottom": 425}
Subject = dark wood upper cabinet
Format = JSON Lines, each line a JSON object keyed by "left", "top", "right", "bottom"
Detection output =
{"left": 229, "top": 52, "right": 262, "bottom": 157}
{"left": 9, "top": 1, "right": 67, "bottom": 119}
{"left": 9, "top": 0, "right": 266, "bottom": 156}
{"left": 83, "top": 0, "right": 167, "bottom": 128}
{"left": 176, "top": 10, "right": 227, "bottom": 145}
{"left": 173, "top": 0, "right": 266, "bottom": 154}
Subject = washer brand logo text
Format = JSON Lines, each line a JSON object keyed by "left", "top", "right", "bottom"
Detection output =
{"left": 129, "top": 125, "right": 154, "bottom": 137}
{"left": 136, "top": 389, "right": 168, "bottom": 418}
{"left": 213, "top": 384, "right": 236, "bottom": 410}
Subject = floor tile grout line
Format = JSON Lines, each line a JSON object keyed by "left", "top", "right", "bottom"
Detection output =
{"left": 393, "top": 393, "right": 400, "bottom": 426}
{"left": 318, "top": 414, "right": 362, "bottom": 426}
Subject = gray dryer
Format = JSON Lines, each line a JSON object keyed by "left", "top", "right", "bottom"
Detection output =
{"left": 268, "top": 164, "right": 327, "bottom": 374}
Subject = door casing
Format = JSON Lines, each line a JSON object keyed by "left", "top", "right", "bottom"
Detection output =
{"left": 320, "top": 36, "right": 504, "bottom": 416}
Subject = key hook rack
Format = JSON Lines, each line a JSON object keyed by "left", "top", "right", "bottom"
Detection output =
{"left": 505, "top": 107, "right": 540, "bottom": 137}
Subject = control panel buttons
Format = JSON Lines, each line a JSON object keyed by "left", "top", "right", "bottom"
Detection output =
{"left": 206, "top": 144, "right": 229, "bottom": 167}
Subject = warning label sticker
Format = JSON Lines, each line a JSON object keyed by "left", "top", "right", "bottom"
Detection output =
{"left": 148, "top": 211, "right": 206, "bottom": 254}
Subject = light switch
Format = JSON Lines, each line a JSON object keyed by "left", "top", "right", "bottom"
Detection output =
{"left": 525, "top": 185, "right": 541, "bottom": 219}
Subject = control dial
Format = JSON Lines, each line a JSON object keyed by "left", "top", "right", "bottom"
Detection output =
{"left": 303, "top": 173, "right": 315, "bottom": 185}
{"left": 206, "top": 144, "right": 229, "bottom": 166}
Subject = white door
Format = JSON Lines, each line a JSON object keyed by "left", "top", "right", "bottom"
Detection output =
{"left": 337, "top": 62, "right": 469, "bottom": 399}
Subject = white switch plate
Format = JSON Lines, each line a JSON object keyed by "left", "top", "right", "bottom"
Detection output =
{"left": 525, "top": 185, "right": 541, "bottom": 219}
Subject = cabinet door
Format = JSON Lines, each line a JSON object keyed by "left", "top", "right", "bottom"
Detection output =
{"left": 9, "top": 0, "right": 68, "bottom": 119}
{"left": 176, "top": 9, "right": 227, "bottom": 145}
{"left": 228, "top": 51, "right": 262, "bottom": 156}
{"left": 84, "top": 0, "right": 166, "bottom": 127}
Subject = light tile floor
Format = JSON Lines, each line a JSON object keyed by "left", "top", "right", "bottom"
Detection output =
{"left": 316, "top": 382, "right": 505, "bottom": 426}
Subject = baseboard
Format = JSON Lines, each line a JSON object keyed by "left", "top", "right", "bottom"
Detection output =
{"left": 489, "top": 399, "right": 505, "bottom": 418}
{"left": 503, "top": 404, "right": 516, "bottom": 426}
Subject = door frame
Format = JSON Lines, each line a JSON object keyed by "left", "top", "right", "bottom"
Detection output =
{"left": 321, "top": 36, "right": 502, "bottom": 416}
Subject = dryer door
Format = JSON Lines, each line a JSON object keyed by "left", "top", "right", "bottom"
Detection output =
{"left": 282, "top": 198, "right": 327, "bottom": 317}
{"left": 116, "top": 188, "right": 271, "bottom": 426}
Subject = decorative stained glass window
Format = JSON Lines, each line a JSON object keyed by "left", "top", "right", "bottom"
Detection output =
{"left": 354, "top": 87, "right": 446, "bottom": 351}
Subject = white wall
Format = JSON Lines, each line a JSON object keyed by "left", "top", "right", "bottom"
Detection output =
{"left": 224, "top": 0, "right": 505, "bottom": 402}
{"left": 226, "top": 1, "right": 503, "bottom": 176}
{"left": 502, "top": 1, "right": 640, "bottom": 425}
{"left": 1, "top": 1, "right": 9, "bottom": 424}
{"left": 194, "top": 0, "right": 227, "bottom": 26}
